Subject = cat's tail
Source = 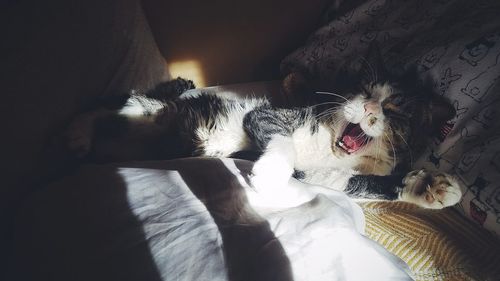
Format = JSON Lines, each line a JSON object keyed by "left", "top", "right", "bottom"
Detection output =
{"left": 145, "top": 77, "right": 195, "bottom": 101}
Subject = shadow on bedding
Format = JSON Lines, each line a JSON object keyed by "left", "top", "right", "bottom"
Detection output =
{"left": 174, "top": 158, "right": 294, "bottom": 281}
{"left": 11, "top": 167, "right": 164, "bottom": 281}
{"left": 11, "top": 159, "right": 293, "bottom": 281}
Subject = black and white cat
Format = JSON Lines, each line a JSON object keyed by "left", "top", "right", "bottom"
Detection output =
{"left": 66, "top": 61, "right": 461, "bottom": 210}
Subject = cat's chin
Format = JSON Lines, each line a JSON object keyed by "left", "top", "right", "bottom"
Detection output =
{"left": 335, "top": 123, "right": 373, "bottom": 155}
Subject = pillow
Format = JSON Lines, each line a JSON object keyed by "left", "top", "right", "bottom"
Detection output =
{"left": 281, "top": 0, "right": 500, "bottom": 235}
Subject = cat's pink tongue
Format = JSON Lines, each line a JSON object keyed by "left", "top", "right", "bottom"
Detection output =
{"left": 342, "top": 125, "right": 363, "bottom": 152}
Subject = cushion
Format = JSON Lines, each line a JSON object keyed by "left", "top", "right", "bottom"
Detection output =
{"left": 281, "top": 0, "right": 500, "bottom": 235}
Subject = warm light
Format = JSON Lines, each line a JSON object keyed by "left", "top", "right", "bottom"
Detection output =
{"left": 168, "top": 60, "right": 206, "bottom": 87}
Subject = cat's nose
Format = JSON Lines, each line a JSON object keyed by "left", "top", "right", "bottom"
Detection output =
{"left": 364, "top": 102, "right": 381, "bottom": 115}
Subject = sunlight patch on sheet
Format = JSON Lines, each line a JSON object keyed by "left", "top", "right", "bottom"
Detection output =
{"left": 117, "top": 167, "right": 228, "bottom": 280}
{"left": 115, "top": 161, "right": 412, "bottom": 280}
{"left": 220, "top": 159, "right": 413, "bottom": 280}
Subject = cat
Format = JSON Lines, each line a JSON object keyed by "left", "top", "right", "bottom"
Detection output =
{"left": 66, "top": 52, "right": 461, "bottom": 209}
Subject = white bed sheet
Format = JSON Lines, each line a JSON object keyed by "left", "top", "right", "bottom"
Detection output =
{"left": 13, "top": 158, "right": 413, "bottom": 281}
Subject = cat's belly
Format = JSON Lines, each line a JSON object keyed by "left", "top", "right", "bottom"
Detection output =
{"left": 292, "top": 125, "right": 359, "bottom": 171}
{"left": 198, "top": 128, "right": 251, "bottom": 157}
{"left": 195, "top": 99, "right": 260, "bottom": 157}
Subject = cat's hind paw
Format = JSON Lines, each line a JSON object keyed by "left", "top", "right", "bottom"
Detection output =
{"left": 65, "top": 124, "right": 92, "bottom": 158}
{"left": 66, "top": 131, "right": 92, "bottom": 158}
{"left": 399, "top": 169, "right": 462, "bottom": 209}
{"left": 64, "top": 112, "right": 100, "bottom": 158}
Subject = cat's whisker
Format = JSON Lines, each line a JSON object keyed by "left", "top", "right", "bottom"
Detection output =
{"left": 327, "top": 117, "right": 344, "bottom": 126}
{"left": 317, "top": 113, "right": 337, "bottom": 123}
{"left": 312, "top": 107, "right": 342, "bottom": 120}
{"left": 364, "top": 136, "right": 372, "bottom": 150}
{"left": 360, "top": 137, "right": 371, "bottom": 152}
{"left": 359, "top": 56, "right": 377, "bottom": 83}
{"left": 365, "top": 137, "right": 377, "bottom": 173}
{"left": 315, "top": 108, "right": 343, "bottom": 121}
{"left": 384, "top": 132, "right": 397, "bottom": 171}
{"left": 316, "top": 105, "right": 343, "bottom": 114}
{"left": 353, "top": 132, "right": 368, "bottom": 142}
{"left": 308, "top": 101, "right": 346, "bottom": 109}
{"left": 373, "top": 124, "right": 385, "bottom": 133}
{"left": 332, "top": 120, "right": 349, "bottom": 135}
{"left": 363, "top": 67, "right": 376, "bottom": 85}
{"left": 314, "top": 107, "right": 333, "bottom": 116}
{"left": 391, "top": 126, "right": 413, "bottom": 168}
{"left": 315, "top": 91, "right": 350, "bottom": 102}
{"left": 373, "top": 138, "right": 382, "bottom": 174}
{"left": 315, "top": 111, "right": 332, "bottom": 121}
{"left": 358, "top": 138, "right": 374, "bottom": 159}
{"left": 353, "top": 135, "right": 370, "bottom": 154}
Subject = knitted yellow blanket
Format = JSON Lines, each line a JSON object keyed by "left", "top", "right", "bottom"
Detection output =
{"left": 360, "top": 202, "right": 500, "bottom": 281}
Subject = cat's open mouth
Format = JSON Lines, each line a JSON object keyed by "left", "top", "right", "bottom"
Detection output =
{"left": 336, "top": 123, "right": 372, "bottom": 154}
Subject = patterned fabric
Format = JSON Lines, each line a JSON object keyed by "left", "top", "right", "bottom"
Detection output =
{"left": 281, "top": 0, "right": 500, "bottom": 235}
{"left": 361, "top": 201, "right": 500, "bottom": 281}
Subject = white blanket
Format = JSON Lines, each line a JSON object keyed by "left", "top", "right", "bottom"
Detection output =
{"left": 13, "top": 158, "right": 412, "bottom": 281}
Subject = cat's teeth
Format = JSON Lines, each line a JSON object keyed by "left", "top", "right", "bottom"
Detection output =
{"left": 338, "top": 140, "right": 346, "bottom": 148}
{"left": 336, "top": 139, "right": 352, "bottom": 154}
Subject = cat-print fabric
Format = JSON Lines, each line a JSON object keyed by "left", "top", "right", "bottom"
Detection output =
{"left": 281, "top": 0, "right": 500, "bottom": 235}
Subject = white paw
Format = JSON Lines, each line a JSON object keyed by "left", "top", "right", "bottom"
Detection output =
{"left": 240, "top": 134, "right": 310, "bottom": 210}
{"left": 250, "top": 154, "right": 294, "bottom": 191}
{"left": 399, "top": 169, "right": 462, "bottom": 209}
{"left": 250, "top": 135, "right": 296, "bottom": 191}
{"left": 248, "top": 174, "right": 314, "bottom": 210}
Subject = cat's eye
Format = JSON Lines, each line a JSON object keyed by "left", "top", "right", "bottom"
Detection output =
{"left": 362, "top": 86, "right": 372, "bottom": 98}
{"left": 391, "top": 94, "right": 405, "bottom": 106}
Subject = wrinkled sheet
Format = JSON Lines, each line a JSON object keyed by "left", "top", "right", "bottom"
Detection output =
{"left": 13, "top": 158, "right": 412, "bottom": 281}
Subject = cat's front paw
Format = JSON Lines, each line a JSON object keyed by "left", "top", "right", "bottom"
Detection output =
{"left": 249, "top": 161, "right": 314, "bottom": 210}
{"left": 250, "top": 155, "right": 294, "bottom": 191}
{"left": 399, "top": 169, "right": 462, "bottom": 209}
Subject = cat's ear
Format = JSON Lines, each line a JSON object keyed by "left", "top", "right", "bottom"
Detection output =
{"left": 429, "top": 95, "right": 456, "bottom": 136}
